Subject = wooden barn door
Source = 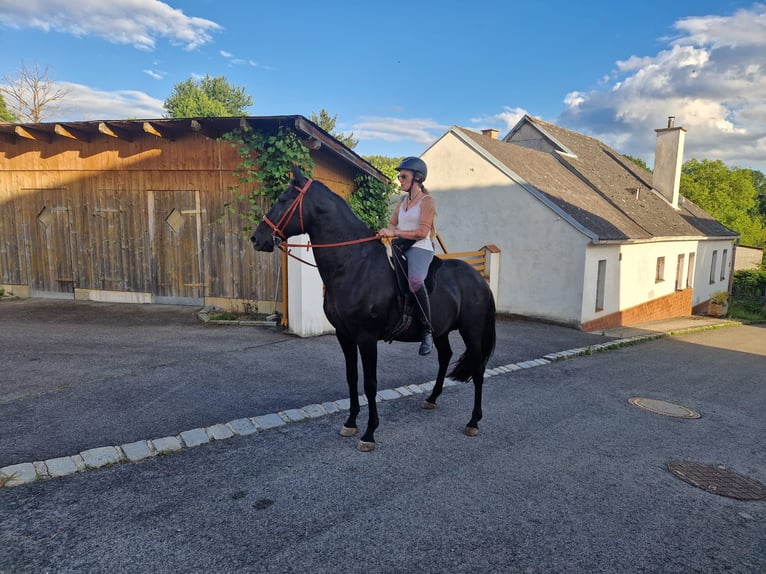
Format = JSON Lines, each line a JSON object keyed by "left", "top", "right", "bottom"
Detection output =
{"left": 22, "top": 189, "right": 77, "bottom": 298}
{"left": 0, "top": 195, "right": 25, "bottom": 286}
{"left": 84, "top": 189, "right": 150, "bottom": 293}
{"left": 148, "top": 190, "right": 204, "bottom": 305}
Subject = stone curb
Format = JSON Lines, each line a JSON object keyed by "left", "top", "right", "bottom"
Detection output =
{"left": 1, "top": 327, "right": 716, "bottom": 488}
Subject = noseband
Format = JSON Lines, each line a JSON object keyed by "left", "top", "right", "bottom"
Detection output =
{"left": 261, "top": 178, "right": 313, "bottom": 244}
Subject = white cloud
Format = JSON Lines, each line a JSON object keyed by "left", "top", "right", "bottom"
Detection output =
{"left": 52, "top": 82, "right": 165, "bottom": 120}
{"left": 471, "top": 106, "right": 529, "bottom": 133}
{"left": 558, "top": 4, "right": 766, "bottom": 171}
{"left": 143, "top": 69, "right": 164, "bottom": 80}
{"left": 0, "top": 0, "right": 221, "bottom": 50}
{"left": 352, "top": 116, "right": 446, "bottom": 145}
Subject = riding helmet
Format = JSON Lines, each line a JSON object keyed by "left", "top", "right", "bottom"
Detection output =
{"left": 396, "top": 156, "right": 427, "bottom": 182}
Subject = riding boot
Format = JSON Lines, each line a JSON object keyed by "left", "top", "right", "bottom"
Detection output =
{"left": 414, "top": 286, "right": 433, "bottom": 356}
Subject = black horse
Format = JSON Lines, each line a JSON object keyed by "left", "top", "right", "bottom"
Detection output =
{"left": 250, "top": 165, "right": 495, "bottom": 451}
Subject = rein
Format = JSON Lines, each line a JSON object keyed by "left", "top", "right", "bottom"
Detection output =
{"left": 263, "top": 178, "right": 380, "bottom": 267}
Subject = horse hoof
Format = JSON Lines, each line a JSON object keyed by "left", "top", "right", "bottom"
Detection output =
{"left": 463, "top": 426, "right": 480, "bottom": 437}
{"left": 421, "top": 401, "right": 436, "bottom": 410}
{"left": 340, "top": 426, "right": 357, "bottom": 437}
{"left": 357, "top": 440, "right": 376, "bottom": 452}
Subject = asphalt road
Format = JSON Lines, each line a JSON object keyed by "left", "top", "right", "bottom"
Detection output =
{"left": 1, "top": 299, "right": 764, "bottom": 573}
{"left": 0, "top": 298, "right": 615, "bottom": 467}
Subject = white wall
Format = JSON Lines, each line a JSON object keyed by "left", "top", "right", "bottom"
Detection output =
{"left": 581, "top": 243, "right": 621, "bottom": 323}
{"left": 694, "top": 239, "right": 736, "bottom": 304}
{"left": 423, "top": 134, "right": 589, "bottom": 324}
{"left": 619, "top": 240, "right": 697, "bottom": 305}
{"left": 286, "top": 234, "right": 335, "bottom": 337}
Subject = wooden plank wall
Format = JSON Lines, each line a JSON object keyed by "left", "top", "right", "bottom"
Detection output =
{"left": 0, "top": 131, "right": 289, "bottom": 307}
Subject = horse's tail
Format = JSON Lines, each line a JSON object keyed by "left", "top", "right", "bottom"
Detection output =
{"left": 448, "top": 295, "right": 496, "bottom": 382}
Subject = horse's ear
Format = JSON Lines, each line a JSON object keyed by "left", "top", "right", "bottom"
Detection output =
{"left": 291, "top": 164, "right": 307, "bottom": 187}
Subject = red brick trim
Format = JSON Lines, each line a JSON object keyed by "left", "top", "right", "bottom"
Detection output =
{"left": 582, "top": 289, "right": 693, "bottom": 332}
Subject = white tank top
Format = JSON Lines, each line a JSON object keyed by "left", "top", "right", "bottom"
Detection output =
{"left": 398, "top": 199, "right": 433, "bottom": 252}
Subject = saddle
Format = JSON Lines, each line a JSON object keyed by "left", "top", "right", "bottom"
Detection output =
{"left": 384, "top": 238, "right": 441, "bottom": 343}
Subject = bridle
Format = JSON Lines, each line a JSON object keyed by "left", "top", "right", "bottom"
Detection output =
{"left": 261, "top": 177, "right": 313, "bottom": 244}
{"left": 259, "top": 178, "right": 380, "bottom": 266}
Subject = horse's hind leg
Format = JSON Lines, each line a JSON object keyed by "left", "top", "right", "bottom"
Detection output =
{"left": 337, "top": 334, "right": 359, "bottom": 437}
{"left": 464, "top": 338, "right": 484, "bottom": 436}
{"left": 465, "top": 371, "right": 483, "bottom": 436}
{"left": 422, "top": 335, "right": 452, "bottom": 410}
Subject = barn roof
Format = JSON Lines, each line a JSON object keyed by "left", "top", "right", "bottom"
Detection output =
{"left": 0, "top": 115, "right": 387, "bottom": 182}
{"left": 449, "top": 117, "right": 737, "bottom": 242}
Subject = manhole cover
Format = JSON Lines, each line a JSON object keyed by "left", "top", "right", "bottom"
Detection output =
{"left": 668, "top": 461, "right": 766, "bottom": 500}
{"left": 628, "top": 397, "right": 700, "bottom": 419}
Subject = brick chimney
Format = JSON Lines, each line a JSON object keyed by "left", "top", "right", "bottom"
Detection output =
{"left": 653, "top": 116, "right": 686, "bottom": 209}
{"left": 481, "top": 128, "right": 499, "bottom": 139}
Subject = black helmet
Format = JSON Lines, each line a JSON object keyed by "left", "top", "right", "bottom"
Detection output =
{"left": 396, "top": 156, "right": 427, "bottom": 182}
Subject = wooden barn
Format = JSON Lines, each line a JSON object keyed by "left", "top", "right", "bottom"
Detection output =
{"left": 0, "top": 115, "right": 386, "bottom": 313}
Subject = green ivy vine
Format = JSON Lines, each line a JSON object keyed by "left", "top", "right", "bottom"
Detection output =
{"left": 220, "top": 125, "right": 314, "bottom": 232}
{"left": 349, "top": 173, "right": 396, "bottom": 231}
{"left": 220, "top": 124, "right": 394, "bottom": 234}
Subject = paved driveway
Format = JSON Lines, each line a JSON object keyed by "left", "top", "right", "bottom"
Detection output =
{"left": 1, "top": 298, "right": 615, "bottom": 466}
{"left": 1, "top": 309, "right": 763, "bottom": 573}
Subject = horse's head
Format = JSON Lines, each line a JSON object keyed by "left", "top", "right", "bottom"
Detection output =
{"left": 250, "top": 165, "right": 312, "bottom": 252}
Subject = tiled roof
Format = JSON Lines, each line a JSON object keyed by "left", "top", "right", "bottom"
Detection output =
{"left": 456, "top": 117, "right": 737, "bottom": 242}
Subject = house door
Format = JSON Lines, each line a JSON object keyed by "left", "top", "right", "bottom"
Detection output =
{"left": 148, "top": 190, "right": 204, "bottom": 305}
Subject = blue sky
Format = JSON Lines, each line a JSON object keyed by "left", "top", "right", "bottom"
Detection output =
{"left": 1, "top": 0, "right": 765, "bottom": 171}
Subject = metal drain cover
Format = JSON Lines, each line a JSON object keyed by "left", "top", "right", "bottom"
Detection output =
{"left": 628, "top": 397, "right": 700, "bottom": 419}
{"left": 668, "top": 461, "right": 766, "bottom": 500}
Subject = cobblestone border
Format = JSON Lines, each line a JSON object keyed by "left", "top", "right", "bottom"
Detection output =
{"left": 0, "top": 325, "right": 734, "bottom": 488}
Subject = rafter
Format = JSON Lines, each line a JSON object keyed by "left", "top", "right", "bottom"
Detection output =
{"left": 54, "top": 124, "right": 92, "bottom": 142}
{"left": 14, "top": 125, "right": 52, "bottom": 142}
{"left": 143, "top": 121, "right": 167, "bottom": 139}
{"left": 98, "top": 122, "right": 133, "bottom": 142}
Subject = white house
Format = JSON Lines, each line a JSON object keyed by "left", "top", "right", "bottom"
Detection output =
{"left": 422, "top": 116, "right": 738, "bottom": 331}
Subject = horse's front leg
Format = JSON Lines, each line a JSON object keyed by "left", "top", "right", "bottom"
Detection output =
{"left": 357, "top": 335, "right": 379, "bottom": 452}
{"left": 337, "top": 333, "right": 360, "bottom": 437}
{"left": 422, "top": 334, "right": 452, "bottom": 410}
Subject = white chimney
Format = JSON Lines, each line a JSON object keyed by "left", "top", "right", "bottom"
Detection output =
{"left": 653, "top": 116, "right": 686, "bottom": 209}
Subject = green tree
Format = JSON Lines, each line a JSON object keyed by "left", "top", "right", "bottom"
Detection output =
{"left": 363, "top": 155, "right": 404, "bottom": 184}
{"left": 749, "top": 168, "right": 766, "bottom": 221}
{"left": 310, "top": 109, "right": 358, "bottom": 149}
{"left": 0, "top": 92, "right": 14, "bottom": 122}
{"left": 623, "top": 154, "right": 649, "bottom": 171}
{"left": 164, "top": 75, "right": 252, "bottom": 118}
{"left": 681, "top": 159, "right": 766, "bottom": 247}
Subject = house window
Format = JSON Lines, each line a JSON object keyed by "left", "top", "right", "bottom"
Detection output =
{"left": 655, "top": 256, "right": 665, "bottom": 283}
{"left": 595, "top": 259, "right": 606, "bottom": 311}
{"left": 710, "top": 250, "right": 718, "bottom": 284}
{"left": 720, "top": 249, "right": 728, "bottom": 281}
{"left": 686, "top": 253, "right": 695, "bottom": 289}
{"left": 675, "top": 254, "right": 685, "bottom": 291}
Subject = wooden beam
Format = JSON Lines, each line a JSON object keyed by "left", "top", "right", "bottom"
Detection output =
{"left": 54, "top": 124, "right": 92, "bottom": 142}
{"left": 143, "top": 121, "right": 169, "bottom": 139}
{"left": 14, "top": 125, "right": 52, "bottom": 142}
{"left": 98, "top": 122, "right": 133, "bottom": 142}
{"left": 190, "top": 119, "right": 222, "bottom": 139}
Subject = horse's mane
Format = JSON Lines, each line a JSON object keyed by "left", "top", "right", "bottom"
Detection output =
{"left": 311, "top": 178, "right": 377, "bottom": 235}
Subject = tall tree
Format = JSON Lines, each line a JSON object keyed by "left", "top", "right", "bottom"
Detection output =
{"left": 681, "top": 159, "right": 766, "bottom": 247}
{"left": 1, "top": 63, "right": 69, "bottom": 122}
{"left": 310, "top": 109, "right": 358, "bottom": 149}
{"left": 749, "top": 168, "right": 766, "bottom": 221}
{"left": 164, "top": 75, "right": 252, "bottom": 118}
{"left": 363, "top": 155, "right": 404, "bottom": 184}
{"left": 0, "top": 92, "right": 14, "bottom": 122}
